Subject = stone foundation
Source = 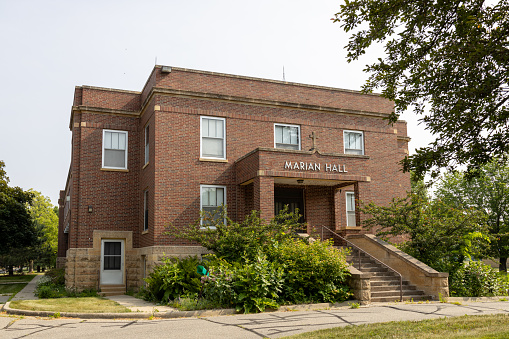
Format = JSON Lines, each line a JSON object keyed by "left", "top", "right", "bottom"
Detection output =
{"left": 65, "top": 235, "right": 210, "bottom": 291}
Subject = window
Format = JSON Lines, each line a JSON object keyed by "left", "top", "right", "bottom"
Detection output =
{"left": 274, "top": 124, "right": 300, "bottom": 150}
{"left": 143, "top": 190, "right": 149, "bottom": 231}
{"left": 144, "top": 125, "right": 149, "bottom": 165}
{"left": 346, "top": 192, "right": 356, "bottom": 227}
{"left": 201, "top": 117, "right": 226, "bottom": 159}
{"left": 344, "top": 130, "right": 364, "bottom": 155}
{"left": 103, "top": 241, "right": 122, "bottom": 270}
{"left": 103, "top": 130, "right": 128, "bottom": 169}
{"left": 200, "top": 185, "right": 226, "bottom": 227}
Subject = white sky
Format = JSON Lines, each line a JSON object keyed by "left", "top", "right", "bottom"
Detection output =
{"left": 0, "top": 0, "right": 433, "bottom": 206}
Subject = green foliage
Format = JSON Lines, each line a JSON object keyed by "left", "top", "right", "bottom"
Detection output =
{"left": 334, "top": 1, "right": 509, "bottom": 179}
{"left": 141, "top": 256, "right": 202, "bottom": 303}
{"left": 362, "top": 181, "right": 488, "bottom": 274}
{"left": 0, "top": 160, "right": 38, "bottom": 273}
{"left": 28, "top": 190, "right": 59, "bottom": 267}
{"left": 35, "top": 268, "right": 99, "bottom": 298}
{"left": 435, "top": 159, "right": 509, "bottom": 272}
{"left": 203, "top": 252, "right": 284, "bottom": 313}
{"left": 149, "top": 210, "right": 352, "bottom": 312}
{"left": 450, "top": 261, "right": 509, "bottom": 297}
{"left": 166, "top": 208, "right": 305, "bottom": 262}
{"left": 267, "top": 239, "right": 351, "bottom": 304}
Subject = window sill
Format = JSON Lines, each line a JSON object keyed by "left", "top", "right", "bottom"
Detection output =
{"left": 199, "top": 158, "right": 228, "bottom": 163}
{"left": 346, "top": 226, "right": 362, "bottom": 230}
{"left": 141, "top": 230, "right": 149, "bottom": 235}
{"left": 142, "top": 162, "right": 149, "bottom": 170}
{"left": 101, "top": 168, "right": 129, "bottom": 172}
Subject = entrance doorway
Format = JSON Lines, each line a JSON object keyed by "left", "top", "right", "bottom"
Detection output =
{"left": 100, "top": 239, "right": 124, "bottom": 285}
{"left": 274, "top": 187, "right": 305, "bottom": 230}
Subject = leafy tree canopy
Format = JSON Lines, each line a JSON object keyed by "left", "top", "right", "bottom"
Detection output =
{"left": 0, "top": 160, "right": 37, "bottom": 272}
{"left": 435, "top": 158, "right": 509, "bottom": 271}
{"left": 28, "top": 189, "right": 59, "bottom": 267}
{"left": 334, "top": 0, "right": 509, "bottom": 179}
{"left": 361, "top": 178, "right": 488, "bottom": 273}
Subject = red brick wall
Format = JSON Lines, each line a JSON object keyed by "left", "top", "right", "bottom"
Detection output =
{"left": 62, "top": 66, "right": 410, "bottom": 250}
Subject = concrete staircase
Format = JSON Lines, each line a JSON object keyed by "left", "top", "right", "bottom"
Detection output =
{"left": 100, "top": 284, "right": 126, "bottom": 296}
{"left": 346, "top": 249, "right": 432, "bottom": 302}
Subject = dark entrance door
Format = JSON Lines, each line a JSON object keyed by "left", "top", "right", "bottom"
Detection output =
{"left": 274, "top": 187, "right": 305, "bottom": 230}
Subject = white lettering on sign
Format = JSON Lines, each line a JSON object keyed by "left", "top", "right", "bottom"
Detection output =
{"left": 284, "top": 161, "right": 347, "bottom": 173}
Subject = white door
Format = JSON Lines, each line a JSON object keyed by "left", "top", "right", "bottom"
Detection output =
{"left": 100, "top": 239, "right": 124, "bottom": 285}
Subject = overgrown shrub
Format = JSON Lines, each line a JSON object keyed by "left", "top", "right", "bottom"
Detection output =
{"left": 166, "top": 208, "right": 305, "bottom": 262}
{"left": 142, "top": 256, "right": 202, "bottom": 303}
{"left": 203, "top": 252, "right": 284, "bottom": 313}
{"left": 35, "top": 268, "right": 99, "bottom": 298}
{"left": 267, "top": 238, "right": 351, "bottom": 304}
{"left": 450, "top": 261, "right": 509, "bottom": 297}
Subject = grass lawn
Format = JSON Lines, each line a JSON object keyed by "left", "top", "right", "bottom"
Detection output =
{"left": 9, "top": 297, "right": 131, "bottom": 313}
{"left": 285, "top": 314, "right": 509, "bottom": 338}
{"left": 0, "top": 274, "right": 37, "bottom": 282}
{"left": 0, "top": 283, "right": 27, "bottom": 295}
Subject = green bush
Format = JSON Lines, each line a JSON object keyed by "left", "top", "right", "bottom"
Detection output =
{"left": 142, "top": 256, "right": 202, "bottom": 303}
{"left": 35, "top": 269, "right": 99, "bottom": 298}
{"left": 203, "top": 252, "right": 284, "bottom": 313}
{"left": 450, "top": 261, "right": 509, "bottom": 297}
{"left": 267, "top": 239, "right": 351, "bottom": 304}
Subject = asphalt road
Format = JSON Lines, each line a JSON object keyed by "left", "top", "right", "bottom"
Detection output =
{"left": 2, "top": 300, "right": 509, "bottom": 338}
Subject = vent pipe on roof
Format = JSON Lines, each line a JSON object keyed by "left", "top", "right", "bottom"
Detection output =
{"left": 161, "top": 66, "right": 172, "bottom": 73}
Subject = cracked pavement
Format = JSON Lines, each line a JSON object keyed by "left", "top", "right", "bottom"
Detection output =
{"left": 2, "top": 301, "right": 509, "bottom": 338}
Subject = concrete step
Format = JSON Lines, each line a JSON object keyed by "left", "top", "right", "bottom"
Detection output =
{"left": 371, "top": 285, "right": 418, "bottom": 292}
{"left": 372, "top": 290, "right": 425, "bottom": 298}
{"left": 100, "top": 284, "right": 125, "bottom": 296}
{"left": 371, "top": 295, "right": 433, "bottom": 302}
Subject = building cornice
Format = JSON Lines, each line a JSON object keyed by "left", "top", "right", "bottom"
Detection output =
{"left": 140, "top": 87, "right": 391, "bottom": 120}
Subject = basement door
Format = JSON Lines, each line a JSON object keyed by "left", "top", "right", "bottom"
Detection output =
{"left": 100, "top": 239, "right": 124, "bottom": 285}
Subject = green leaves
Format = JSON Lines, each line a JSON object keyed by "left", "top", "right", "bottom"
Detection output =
{"left": 334, "top": 0, "right": 509, "bottom": 179}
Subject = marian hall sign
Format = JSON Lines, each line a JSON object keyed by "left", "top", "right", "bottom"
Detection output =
{"left": 284, "top": 161, "right": 348, "bottom": 173}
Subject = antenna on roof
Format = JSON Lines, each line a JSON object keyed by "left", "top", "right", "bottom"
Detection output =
{"left": 155, "top": 57, "right": 157, "bottom": 65}
{"left": 283, "top": 66, "right": 286, "bottom": 81}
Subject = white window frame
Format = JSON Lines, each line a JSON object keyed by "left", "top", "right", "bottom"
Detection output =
{"left": 144, "top": 124, "right": 149, "bottom": 165}
{"left": 102, "top": 129, "right": 128, "bottom": 169}
{"left": 200, "top": 116, "right": 226, "bottom": 160}
{"left": 343, "top": 130, "right": 364, "bottom": 155}
{"left": 200, "top": 185, "right": 227, "bottom": 229}
{"left": 346, "top": 191, "right": 356, "bottom": 227}
{"left": 274, "top": 123, "right": 301, "bottom": 150}
{"left": 143, "top": 190, "right": 149, "bottom": 231}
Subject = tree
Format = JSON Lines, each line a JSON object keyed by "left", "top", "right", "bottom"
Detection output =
{"left": 0, "top": 160, "right": 37, "bottom": 275}
{"left": 28, "top": 190, "right": 59, "bottom": 269}
{"left": 334, "top": 1, "right": 509, "bottom": 179}
{"left": 435, "top": 159, "right": 509, "bottom": 272}
{"left": 361, "top": 178, "right": 488, "bottom": 273}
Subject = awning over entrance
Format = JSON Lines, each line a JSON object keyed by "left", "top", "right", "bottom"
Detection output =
{"left": 235, "top": 147, "right": 371, "bottom": 186}
{"left": 235, "top": 148, "right": 368, "bottom": 231}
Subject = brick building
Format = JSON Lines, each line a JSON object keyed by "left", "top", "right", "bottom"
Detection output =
{"left": 58, "top": 65, "right": 411, "bottom": 291}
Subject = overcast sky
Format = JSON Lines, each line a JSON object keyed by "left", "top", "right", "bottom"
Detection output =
{"left": 0, "top": 0, "right": 433, "bottom": 206}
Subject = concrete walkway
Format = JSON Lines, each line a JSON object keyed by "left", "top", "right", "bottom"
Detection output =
{"left": 10, "top": 274, "right": 43, "bottom": 301}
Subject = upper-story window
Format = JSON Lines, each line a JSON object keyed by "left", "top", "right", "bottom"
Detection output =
{"left": 200, "top": 185, "right": 226, "bottom": 228}
{"left": 274, "top": 123, "right": 300, "bottom": 150}
{"left": 103, "top": 130, "right": 128, "bottom": 169}
{"left": 201, "top": 117, "right": 226, "bottom": 159}
{"left": 144, "top": 125, "right": 149, "bottom": 165}
{"left": 344, "top": 130, "right": 364, "bottom": 155}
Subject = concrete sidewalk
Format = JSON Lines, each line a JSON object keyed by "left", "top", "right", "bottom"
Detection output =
{"left": 9, "top": 274, "right": 43, "bottom": 301}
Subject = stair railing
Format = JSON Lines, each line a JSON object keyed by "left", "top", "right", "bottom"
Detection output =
{"left": 319, "top": 225, "right": 403, "bottom": 302}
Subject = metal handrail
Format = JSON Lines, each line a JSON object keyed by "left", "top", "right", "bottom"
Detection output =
{"left": 319, "top": 225, "right": 403, "bottom": 302}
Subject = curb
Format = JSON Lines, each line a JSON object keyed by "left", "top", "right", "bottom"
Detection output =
{"left": 3, "top": 300, "right": 355, "bottom": 319}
